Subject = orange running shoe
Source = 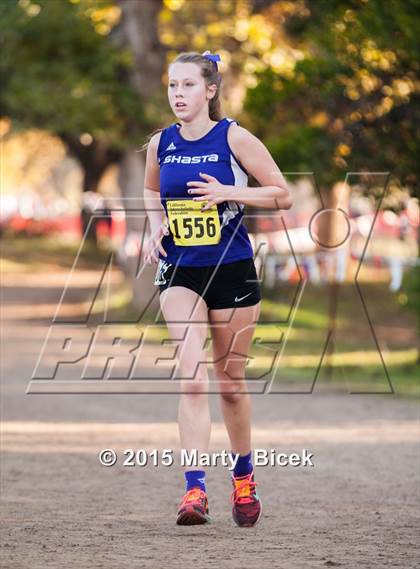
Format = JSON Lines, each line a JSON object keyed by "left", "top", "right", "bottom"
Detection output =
{"left": 230, "top": 471, "right": 262, "bottom": 527}
{"left": 176, "top": 487, "right": 212, "bottom": 525}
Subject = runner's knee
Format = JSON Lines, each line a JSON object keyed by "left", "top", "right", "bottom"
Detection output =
{"left": 179, "top": 368, "right": 209, "bottom": 396}
{"left": 218, "top": 377, "right": 246, "bottom": 404}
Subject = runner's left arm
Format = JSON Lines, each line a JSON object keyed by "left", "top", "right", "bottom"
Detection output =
{"left": 225, "top": 125, "right": 292, "bottom": 210}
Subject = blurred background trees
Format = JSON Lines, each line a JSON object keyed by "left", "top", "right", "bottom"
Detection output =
{"left": 2, "top": 0, "right": 418, "bottom": 229}
{"left": 244, "top": 0, "right": 419, "bottom": 196}
{"left": 3, "top": 0, "right": 419, "bottom": 187}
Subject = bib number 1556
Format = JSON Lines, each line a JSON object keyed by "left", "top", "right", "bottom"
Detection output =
{"left": 166, "top": 199, "right": 221, "bottom": 246}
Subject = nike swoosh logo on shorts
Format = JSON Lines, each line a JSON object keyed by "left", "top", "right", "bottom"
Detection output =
{"left": 235, "top": 292, "right": 252, "bottom": 303}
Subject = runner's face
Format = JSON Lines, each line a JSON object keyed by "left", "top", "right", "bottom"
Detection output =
{"left": 168, "top": 62, "right": 215, "bottom": 120}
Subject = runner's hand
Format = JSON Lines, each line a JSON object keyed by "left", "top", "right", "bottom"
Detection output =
{"left": 143, "top": 219, "right": 169, "bottom": 265}
{"left": 186, "top": 172, "right": 229, "bottom": 210}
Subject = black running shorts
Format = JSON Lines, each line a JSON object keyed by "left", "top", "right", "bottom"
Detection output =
{"left": 154, "top": 257, "right": 261, "bottom": 310}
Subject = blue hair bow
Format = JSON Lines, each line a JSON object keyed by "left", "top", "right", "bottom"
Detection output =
{"left": 203, "top": 53, "right": 221, "bottom": 70}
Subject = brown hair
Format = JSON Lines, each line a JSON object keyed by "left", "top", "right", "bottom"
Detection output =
{"left": 140, "top": 51, "right": 223, "bottom": 152}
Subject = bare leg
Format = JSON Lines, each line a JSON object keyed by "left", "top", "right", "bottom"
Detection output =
{"left": 208, "top": 302, "right": 261, "bottom": 455}
{"left": 159, "top": 287, "right": 211, "bottom": 460}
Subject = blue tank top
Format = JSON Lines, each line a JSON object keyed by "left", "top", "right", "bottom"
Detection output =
{"left": 157, "top": 117, "right": 254, "bottom": 267}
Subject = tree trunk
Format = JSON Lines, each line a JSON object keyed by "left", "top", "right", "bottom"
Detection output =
{"left": 114, "top": 0, "right": 166, "bottom": 235}
{"left": 114, "top": 0, "right": 166, "bottom": 309}
{"left": 60, "top": 133, "right": 121, "bottom": 243}
{"left": 319, "top": 183, "right": 351, "bottom": 380}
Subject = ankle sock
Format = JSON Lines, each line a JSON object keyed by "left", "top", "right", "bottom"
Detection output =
{"left": 185, "top": 469, "right": 206, "bottom": 492}
{"left": 231, "top": 450, "right": 253, "bottom": 478}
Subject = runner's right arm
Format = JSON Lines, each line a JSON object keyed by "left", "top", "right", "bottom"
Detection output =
{"left": 143, "top": 132, "right": 169, "bottom": 264}
{"left": 144, "top": 132, "right": 166, "bottom": 231}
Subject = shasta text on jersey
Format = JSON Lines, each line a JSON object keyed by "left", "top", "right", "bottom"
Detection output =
{"left": 162, "top": 153, "right": 219, "bottom": 164}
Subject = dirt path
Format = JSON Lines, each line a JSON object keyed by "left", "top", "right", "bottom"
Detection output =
{"left": 1, "top": 262, "right": 419, "bottom": 569}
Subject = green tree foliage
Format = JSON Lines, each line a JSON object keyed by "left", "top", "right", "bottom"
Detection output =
{"left": 243, "top": 0, "right": 420, "bottom": 195}
{"left": 0, "top": 0, "right": 147, "bottom": 149}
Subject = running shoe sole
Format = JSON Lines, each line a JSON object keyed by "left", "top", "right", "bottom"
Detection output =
{"left": 176, "top": 506, "right": 212, "bottom": 525}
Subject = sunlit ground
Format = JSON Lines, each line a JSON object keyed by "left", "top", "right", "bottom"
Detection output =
{"left": 2, "top": 419, "right": 418, "bottom": 455}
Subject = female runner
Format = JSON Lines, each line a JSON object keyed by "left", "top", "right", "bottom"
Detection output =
{"left": 143, "top": 51, "right": 292, "bottom": 527}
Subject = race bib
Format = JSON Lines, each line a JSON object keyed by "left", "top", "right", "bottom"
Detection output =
{"left": 166, "top": 199, "right": 221, "bottom": 246}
